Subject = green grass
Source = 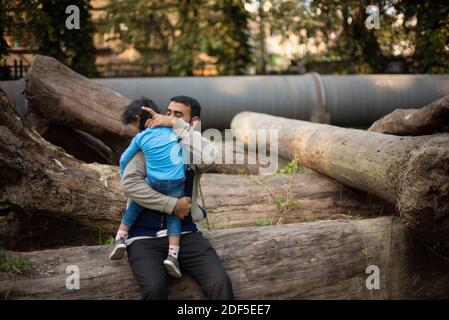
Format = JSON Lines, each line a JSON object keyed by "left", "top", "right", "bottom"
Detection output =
{"left": 0, "top": 250, "right": 33, "bottom": 274}
{"left": 255, "top": 220, "right": 270, "bottom": 226}
{"left": 276, "top": 159, "right": 305, "bottom": 175}
{"left": 274, "top": 192, "right": 299, "bottom": 211}
{"left": 98, "top": 227, "right": 115, "bottom": 245}
{"left": 361, "top": 248, "right": 373, "bottom": 267}
{"left": 273, "top": 194, "right": 282, "bottom": 210}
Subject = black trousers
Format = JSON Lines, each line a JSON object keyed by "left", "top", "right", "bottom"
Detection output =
{"left": 127, "top": 232, "right": 234, "bottom": 300}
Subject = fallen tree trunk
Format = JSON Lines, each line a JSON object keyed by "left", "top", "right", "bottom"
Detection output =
{"left": 1, "top": 91, "right": 392, "bottom": 242}
{"left": 368, "top": 95, "right": 449, "bottom": 135}
{"left": 0, "top": 90, "right": 126, "bottom": 234}
{"left": 200, "top": 173, "right": 393, "bottom": 229}
{"left": 23, "top": 55, "right": 134, "bottom": 163}
{"left": 22, "top": 55, "right": 268, "bottom": 174}
{"left": 1, "top": 217, "right": 448, "bottom": 299}
{"left": 231, "top": 112, "right": 449, "bottom": 253}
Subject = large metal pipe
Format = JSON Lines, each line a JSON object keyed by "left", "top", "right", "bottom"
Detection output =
{"left": 0, "top": 78, "right": 26, "bottom": 117}
{"left": 1, "top": 74, "right": 448, "bottom": 128}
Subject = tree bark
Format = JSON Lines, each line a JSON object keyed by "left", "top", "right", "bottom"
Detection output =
{"left": 23, "top": 55, "right": 134, "bottom": 163}
{"left": 1, "top": 91, "right": 393, "bottom": 242}
{"left": 0, "top": 90, "right": 126, "bottom": 234}
{"left": 1, "top": 217, "right": 448, "bottom": 300}
{"left": 368, "top": 95, "right": 449, "bottom": 135}
{"left": 231, "top": 112, "right": 449, "bottom": 253}
{"left": 200, "top": 173, "right": 393, "bottom": 230}
{"left": 21, "top": 55, "right": 269, "bottom": 173}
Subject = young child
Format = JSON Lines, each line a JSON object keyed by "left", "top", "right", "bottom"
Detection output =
{"left": 109, "top": 97, "right": 185, "bottom": 279}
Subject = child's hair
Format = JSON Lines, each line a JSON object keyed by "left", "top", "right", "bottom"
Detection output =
{"left": 121, "top": 97, "right": 160, "bottom": 131}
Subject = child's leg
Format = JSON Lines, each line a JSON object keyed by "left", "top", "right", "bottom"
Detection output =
{"left": 116, "top": 200, "right": 143, "bottom": 240}
{"left": 166, "top": 215, "right": 182, "bottom": 258}
{"left": 146, "top": 176, "right": 185, "bottom": 277}
{"left": 110, "top": 200, "right": 144, "bottom": 260}
{"left": 116, "top": 224, "right": 129, "bottom": 241}
{"left": 164, "top": 215, "right": 182, "bottom": 278}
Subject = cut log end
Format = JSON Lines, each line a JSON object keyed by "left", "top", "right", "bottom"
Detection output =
{"left": 395, "top": 137, "right": 449, "bottom": 252}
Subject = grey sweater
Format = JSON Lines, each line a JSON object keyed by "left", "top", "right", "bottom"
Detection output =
{"left": 120, "top": 118, "right": 217, "bottom": 219}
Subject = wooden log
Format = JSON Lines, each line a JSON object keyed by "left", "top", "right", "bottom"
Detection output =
{"left": 368, "top": 95, "right": 449, "bottom": 135}
{"left": 0, "top": 90, "right": 126, "bottom": 234}
{"left": 199, "top": 142, "right": 262, "bottom": 175}
{"left": 1, "top": 91, "right": 392, "bottom": 242}
{"left": 1, "top": 217, "right": 448, "bottom": 300}
{"left": 23, "top": 55, "right": 134, "bottom": 163}
{"left": 200, "top": 173, "right": 394, "bottom": 230}
{"left": 231, "top": 112, "right": 449, "bottom": 253}
{"left": 22, "top": 55, "right": 268, "bottom": 173}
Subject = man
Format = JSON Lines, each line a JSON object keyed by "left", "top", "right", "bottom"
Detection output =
{"left": 120, "top": 95, "right": 234, "bottom": 300}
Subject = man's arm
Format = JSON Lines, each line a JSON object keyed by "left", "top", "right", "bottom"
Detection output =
{"left": 172, "top": 118, "right": 218, "bottom": 173}
{"left": 141, "top": 107, "right": 218, "bottom": 172}
{"left": 121, "top": 152, "right": 177, "bottom": 214}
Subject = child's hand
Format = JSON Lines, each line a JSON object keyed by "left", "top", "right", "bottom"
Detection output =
{"left": 173, "top": 197, "right": 191, "bottom": 220}
{"left": 142, "top": 107, "right": 176, "bottom": 128}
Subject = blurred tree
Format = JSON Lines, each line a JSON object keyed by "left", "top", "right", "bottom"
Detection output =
{"left": 207, "top": 0, "right": 252, "bottom": 75}
{"left": 266, "top": 0, "right": 392, "bottom": 73}
{"left": 2, "top": 0, "right": 97, "bottom": 77}
{"left": 105, "top": 0, "right": 175, "bottom": 73}
{"left": 396, "top": 1, "right": 449, "bottom": 73}
{"left": 256, "top": 0, "right": 267, "bottom": 74}
{"left": 105, "top": 0, "right": 252, "bottom": 76}
{"left": 0, "top": 1, "right": 8, "bottom": 58}
{"left": 319, "top": 1, "right": 391, "bottom": 73}
{"left": 263, "top": 0, "right": 447, "bottom": 74}
{"left": 0, "top": 0, "right": 10, "bottom": 79}
{"left": 164, "top": 0, "right": 206, "bottom": 76}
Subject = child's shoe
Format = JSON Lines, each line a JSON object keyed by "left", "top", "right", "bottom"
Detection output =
{"left": 163, "top": 256, "right": 182, "bottom": 278}
{"left": 109, "top": 238, "right": 127, "bottom": 260}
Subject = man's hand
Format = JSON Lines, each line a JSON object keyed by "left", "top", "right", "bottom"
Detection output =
{"left": 142, "top": 107, "right": 176, "bottom": 128}
{"left": 173, "top": 197, "right": 191, "bottom": 220}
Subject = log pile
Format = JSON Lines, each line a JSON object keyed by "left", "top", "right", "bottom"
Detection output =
{"left": 1, "top": 217, "right": 449, "bottom": 300}
{"left": 0, "top": 90, "right": 392, "bottom": 241}
{"left": 1, "top": 55, "right": 448, "bottom": 299}
{"left": 22, "top": 55, "right": 266, "bottom": 174}
{"left": 231, "top": 106, "right": 449, "bottom": 253}
{"left": 23, "top": 55, "right": 134, "bottom": 163}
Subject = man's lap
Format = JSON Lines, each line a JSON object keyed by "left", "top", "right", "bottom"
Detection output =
{"left": 126, "top": 232, "right": 233, "bottom": 299}
{"left": 126, "top": 232, "right": 218, "bottom": 268}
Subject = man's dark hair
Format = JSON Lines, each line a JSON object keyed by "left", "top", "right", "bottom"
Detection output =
{"left": 121, "top": 97, "right": 160, "bottom": 131}
{"left": 170, "top": 95, "right": 201, "bottom": 118}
